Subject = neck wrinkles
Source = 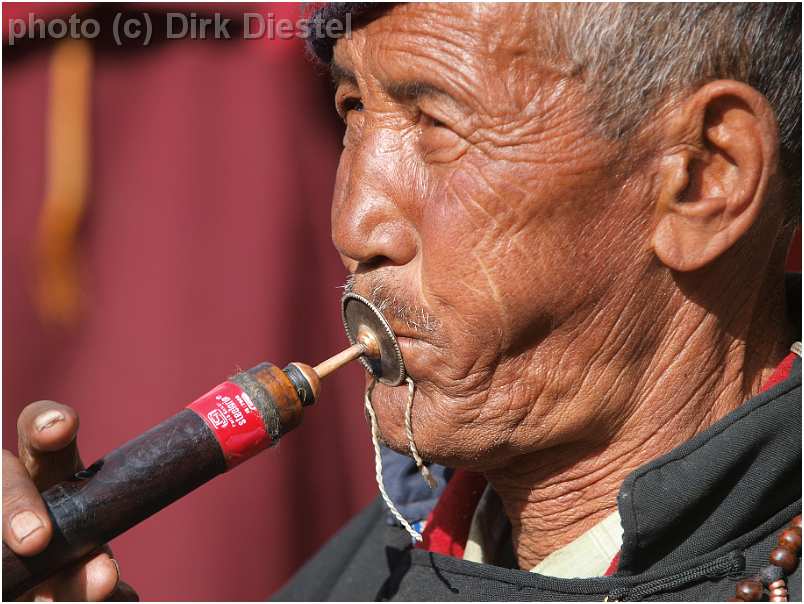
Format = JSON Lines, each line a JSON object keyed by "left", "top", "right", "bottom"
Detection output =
{"left": 485, "top": 265, "right": 792, "bottom": 571}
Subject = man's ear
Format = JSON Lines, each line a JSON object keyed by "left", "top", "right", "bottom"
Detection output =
{"left": 652, "top": 80, "right": 779, "bottom": 272}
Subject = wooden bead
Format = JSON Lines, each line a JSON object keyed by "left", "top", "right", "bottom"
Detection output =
{"left": 761, "top": 567, "right": 786, "bottom": 586}
{"left": 735, "top": 580, "right": 763, "bottom": 601}
{"left": 727, "top": 520, "right": 800, "bottom": 603}
{"left": 770, "top": 547, "right": 798, "bottom": 574}
{"left": 779, "top": 528, "right": 802, "bottom": 552}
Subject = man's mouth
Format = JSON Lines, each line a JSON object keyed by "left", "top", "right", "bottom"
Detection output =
{"left": 345, "top": 275, "right": 440, "bottom": 342}
{"left": 347, "top": 296, "right": 437, "bottom": 381}
{"left": 384, "top": 320, "right": 423, "bottom": 342}
{"left": 388, "top": 328, "right": 439, "bottom": 382}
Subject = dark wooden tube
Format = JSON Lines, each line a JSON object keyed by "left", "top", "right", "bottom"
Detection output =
{"left": 2, "top": 362, "right": 312, "bottom": 601}
{"left": 3, "top": 410, "right": 224, "bottom": 600}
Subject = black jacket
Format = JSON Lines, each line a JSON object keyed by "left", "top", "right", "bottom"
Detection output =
{"left": 276, "top": 331, "right": 802, "bottom": 600}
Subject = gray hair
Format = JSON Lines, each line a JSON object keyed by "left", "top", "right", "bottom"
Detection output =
{"left": 545, "top": 3, "right": 801, "bottom": 220}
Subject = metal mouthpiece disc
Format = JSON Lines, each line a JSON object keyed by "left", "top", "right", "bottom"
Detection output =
{"left": 341, "top": 292, "right": 407, "bottom": 386}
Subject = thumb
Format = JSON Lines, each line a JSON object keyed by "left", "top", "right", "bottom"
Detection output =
{"left": 17, "top": 401, "right": 83, "bottom": 490}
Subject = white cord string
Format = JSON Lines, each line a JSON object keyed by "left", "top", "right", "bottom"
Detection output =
{"left": 404, "top": 377, "right": 437, "bottom": 489}
{"left": 364, "top": 378, "right": 423, "bottom": 542}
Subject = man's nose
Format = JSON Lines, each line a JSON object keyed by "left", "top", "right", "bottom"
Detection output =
{"left": 332, "top": 127, "right": 418, "bottom": 272}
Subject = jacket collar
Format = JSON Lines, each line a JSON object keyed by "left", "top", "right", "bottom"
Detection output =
{"left": 617, "top": 350, "right": 800, "bottom": 573}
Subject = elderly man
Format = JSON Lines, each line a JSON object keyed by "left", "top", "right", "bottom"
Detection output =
{"left": 3, "top": 3, "right": 801, "bottom": 601}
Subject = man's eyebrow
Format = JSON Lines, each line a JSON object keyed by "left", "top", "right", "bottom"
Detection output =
{"left": 329, "top": 64, "right": 463, "bottom": 110}
{"left": 386, "top": 80, "right": 447, "bottom": 102}
{"left": 330, "top": 62, "right": 358, "bottom": 87}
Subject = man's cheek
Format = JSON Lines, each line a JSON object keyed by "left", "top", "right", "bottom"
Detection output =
{"left": 426, "top": 165, "right": 532, "bottom": 281}
{"left": 423, "top": 238, "right": 519, "bottom": 351}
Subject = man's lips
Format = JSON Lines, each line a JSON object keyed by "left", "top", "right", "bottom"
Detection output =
{"left": 395, "top": 334, "right": 437, "bottom": 381}
{"left": 386, "top": 321, "right": 437, "bottom": 349}
{"left": 345, "top": 287, "right": 440, "bottom": 370}
{"left": 386, "top": 322, "right": 422, "bottom": 341}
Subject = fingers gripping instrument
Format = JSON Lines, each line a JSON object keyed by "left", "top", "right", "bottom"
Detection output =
{"left": 2, "top": 294, "right": 405, "bottom": 601}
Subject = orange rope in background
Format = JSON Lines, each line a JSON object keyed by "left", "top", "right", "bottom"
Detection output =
{"left": 34, "top": 38, "right": 92, "bottom": 327}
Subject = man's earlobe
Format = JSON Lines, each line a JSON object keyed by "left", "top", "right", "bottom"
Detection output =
{"left": 652, "top": 80, "right": 779, "bottom": 272}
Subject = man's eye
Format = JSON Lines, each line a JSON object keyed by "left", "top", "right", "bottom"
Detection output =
{"left": 418, "top": 111, "right": 466, "bottom": 163}
{"left": 342, "top": 98, "right": 364, "bottom": 114}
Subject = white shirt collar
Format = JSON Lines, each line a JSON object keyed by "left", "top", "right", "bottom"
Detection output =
{"left": 462, "top": 485, "right": 623, "bottom": 578}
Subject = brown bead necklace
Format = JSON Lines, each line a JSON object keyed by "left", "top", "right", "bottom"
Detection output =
{"left": 729, "top": 514, "right": 801, "bottom": 602}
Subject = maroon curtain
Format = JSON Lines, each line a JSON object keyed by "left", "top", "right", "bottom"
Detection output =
{"left": 4, "top": 3, "right": 377, "bottom": 600}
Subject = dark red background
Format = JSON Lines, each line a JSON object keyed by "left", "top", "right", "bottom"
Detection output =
{"left": 3, "top": 3, "right": 801, "bottom": 600}
{"left": 4, "top": 3, "right": 377, "bottom": 600}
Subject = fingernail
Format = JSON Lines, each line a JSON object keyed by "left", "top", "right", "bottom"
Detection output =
{"left": 10, "top": 510, "right": 43, "bottom": 542}
{"left": 33, "top": 595, "right": 54, "bottom": 602}
{"left": 110, "top": 557, "right": 121, "bottom": 589}
{"left": 34, "top": 410, "right": 65, "bottom": 432}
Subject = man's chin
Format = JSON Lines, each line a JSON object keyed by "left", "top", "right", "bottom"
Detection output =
{"left": 364, "top": 377, "right": 505, "bottom": 469}
{"left": 365, "top": 381, "right": 412, "bottom": 451}
{"left": 367, "top": 382, "right": 460, "bottom": 467}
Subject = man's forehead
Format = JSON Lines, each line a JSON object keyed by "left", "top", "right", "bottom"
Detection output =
{"left": 331, "top": 3, "right": 544, "bottom": 85}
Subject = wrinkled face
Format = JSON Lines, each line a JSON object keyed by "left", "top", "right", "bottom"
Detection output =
{"left": 331, "top": 3, "right": 654, "bottom": 470}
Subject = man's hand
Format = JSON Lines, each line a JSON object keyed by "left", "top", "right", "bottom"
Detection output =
{"left": 3, "top": 401, "right": 137, "bottom": 601}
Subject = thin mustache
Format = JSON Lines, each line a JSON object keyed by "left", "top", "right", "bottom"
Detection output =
{"left": 342, "top": 275, "right": 440, "bottom": 335}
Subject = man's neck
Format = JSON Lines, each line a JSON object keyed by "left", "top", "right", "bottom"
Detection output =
{"left": 485, "top": 266, "right": 791, "bottom": 571}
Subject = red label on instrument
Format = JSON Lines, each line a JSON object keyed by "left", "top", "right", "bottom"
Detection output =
{"left": 187, "top": 382, "right": 271, "bottom": 468}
